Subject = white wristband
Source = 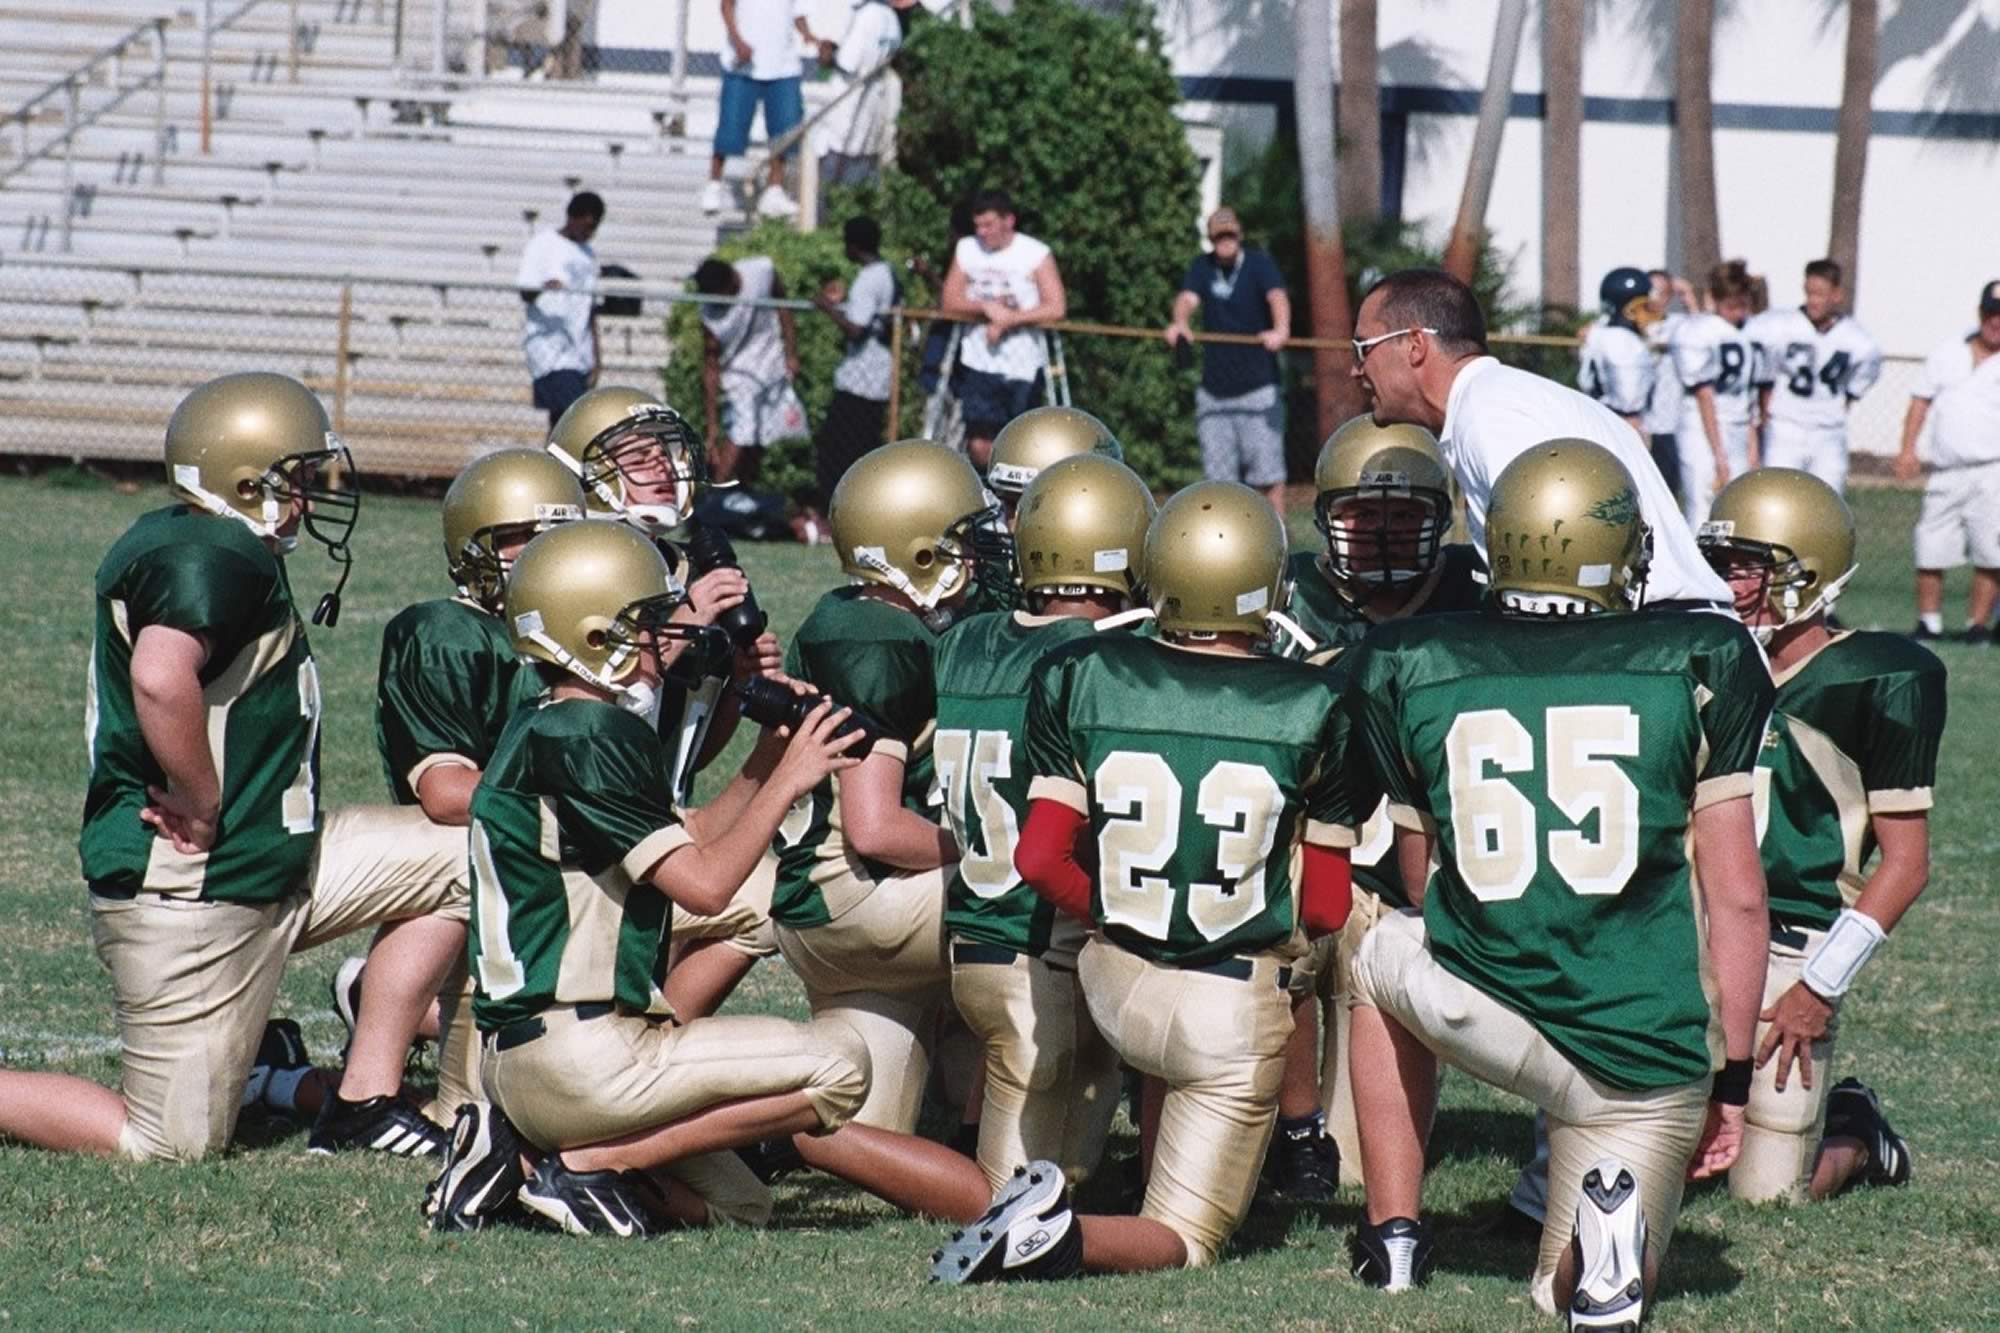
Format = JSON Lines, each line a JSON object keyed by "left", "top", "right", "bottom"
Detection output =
{"left": 1799, "top": 908, "right": 1887, "bottom": 1001}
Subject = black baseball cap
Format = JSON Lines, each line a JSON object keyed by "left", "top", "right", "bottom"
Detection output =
{"left": 1981, "top": 280, "right": 2000, "bottom": 317}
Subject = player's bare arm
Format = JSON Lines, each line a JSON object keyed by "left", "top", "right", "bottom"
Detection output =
{"left": 130, "top": 623, "right": 220, "bottom": 853}
{"left": 841, "top": 747, "right": 960, "bottom": 869}
{"left": 1688, "top": 792, "right": 1769, "bottom": 1180}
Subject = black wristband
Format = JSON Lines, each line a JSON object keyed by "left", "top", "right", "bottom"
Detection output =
{"left": 1711, "top": 1057, "right": 1753, "bottom": 1107}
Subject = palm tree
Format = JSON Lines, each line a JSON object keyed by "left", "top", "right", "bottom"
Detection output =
{"left": 1540, "top": 0, "right": 1584, "bottom": 315}
{"left": 1675, "top": 0, "right": 1722, "bottom": 289}
{"left": 1294, "top": 0, "right": 1360, "bottom": 437}
{"left": 1829, "top": 0, "right": 1878, "bottom": 303}
{"left": 1338, "top": 0, "right": 1380, "bottom": 224}
{"left": 1442, "top": 0, "right": 1528, "bottom": 283}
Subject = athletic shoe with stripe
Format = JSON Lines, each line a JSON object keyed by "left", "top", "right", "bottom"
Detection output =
{"left": 929, "top": 1160, "right": 1081, "bottom": 1284}
{"left": 307, "top": 1093, "right": 447, "bottom": 1157}
{"left": 1824, "top": 1077, "right": 1913, "bottom": 1188}
{"left": 1351, "top": 1216, "right": 1434, "bottom": 1291}
{"left": 1568, "top": 1158, "right": 1647, "bottom": 1332}
{"left": 518, "top": 1155, "right": 653, "bottom": 1238}
{"left": 425, "top": 1102, "right": 527, "bottom": 1231}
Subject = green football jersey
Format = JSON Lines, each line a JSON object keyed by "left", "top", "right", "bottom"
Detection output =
{"left": 1022, "top": 636, "right": 1350, "bottom": 969}
{"left": 1344, "top": 608, "right": 1773, "bottom": 1092}
{"left": 468, "top": 697, "right": 687, "bottom": 1031}
{"left": 375, "top": 597, "right": 542, "bottom": 805}
{"left": 935, "top": 610, "right": 1101, "bottom": 960}
{"left": 1758, "top": 631, "right": 1946, "bottom": 930}
{"left": 82, "top": 506, "right": 320, "bottom": 903}
{"left": 1275, "top": 544, "right": 1487, "bottom": 664}
{"left": 771, "top": 587, "right": 942, "bottom": 928}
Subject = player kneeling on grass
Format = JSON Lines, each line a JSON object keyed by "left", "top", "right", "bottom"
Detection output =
{"left": 1698, "top": 469, "right": 1943, "bottom": 1204}
{"left": 929, "top": 481, "right": 1356, "bottom": 1283}
{"left": 1339, "top": 440, "right": 1773, "bottom": 1330}
{"left": 0, "top": 372, "right": 469, "bottom": 1164}
{"left": 933, "top": 453, "right": 1154, "bottom": 1194}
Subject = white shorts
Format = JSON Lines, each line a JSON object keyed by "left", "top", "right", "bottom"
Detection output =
{"left": 1675, "top": 419, "right": 1754, "bottom": 528}
{"left": 1762, "top": 419, "right": 1849, "bottom": 495}
{"left": 1913, "top": 460, "right": 2000, "bottom": 571}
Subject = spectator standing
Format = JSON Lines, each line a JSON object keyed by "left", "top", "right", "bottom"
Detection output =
{"left": 516, "top": 191, "right": 603, "bottom": 428}
{"left": 812, "top": 0, "right": 911, "bottom": 187}
{"left": 1896, "top": 279, "right": 2000, "bottom": 643}
{"left": 695, "top": 254, "right": 805, "bottom": 489}
{"left": 1164, "top": 205, "right": 1291, "bottom": 514}
{"left": 811, "top": 217, "right": 899, "bottom": 511}
{"left": 1750, "top": 259, "right": 1884, "bottom": 495}
{"left": 941, "top": 189, "right": 1066, "bottom": 472}
{"left": 703, "top": 0, "right": 814, "bottom": 219}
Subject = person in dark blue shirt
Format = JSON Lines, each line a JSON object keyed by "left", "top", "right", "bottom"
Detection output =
{"left": 1166, "top": 206, "right": 1292, "bottom": 512}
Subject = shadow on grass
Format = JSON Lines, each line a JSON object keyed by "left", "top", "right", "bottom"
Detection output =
{"left": 1427, "top": 1105, "right": 1539, "bottom": 1169}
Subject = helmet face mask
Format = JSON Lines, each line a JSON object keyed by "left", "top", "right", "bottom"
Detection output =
{"left": 582, "top": 410, "right": 705, "bottom": 531}
{"left": 1314, "top": 488, "right": 1448, "bottom": 589}
{"left": 945, "top": 497, "right": 1016, "bottom": 608}
{"left": 259, "top": 438, "right": 359, "bottom": 556}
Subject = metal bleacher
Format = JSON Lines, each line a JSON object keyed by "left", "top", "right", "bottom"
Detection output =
{"left": 0, "top": 1, "right": 746, "bottom": 476}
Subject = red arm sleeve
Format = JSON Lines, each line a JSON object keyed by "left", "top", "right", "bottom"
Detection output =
{"left": 1300, "top": 843, "right": 1352, "bottom": 938}
{"left": 1015, "top": 798, "right": 1094, "bottom": 924}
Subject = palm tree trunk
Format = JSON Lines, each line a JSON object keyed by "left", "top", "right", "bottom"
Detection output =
{"left": 1828, "top": 0, "right": 1877, "bottom": 304}
{"left": 1337, "top": 0, "right": 1380, "bottom": 224}
{"left": 1675, "top": 0, "right": 1721, "bottom": 290}
{"left": 1294, "top": 0, "right": 1361, "bottom": 438}
{"left": 1540, "top": 0, "right": 1583, "bottom": 316}
{"left": 1443, "top": 0, "right": 1528, "bottom": 283}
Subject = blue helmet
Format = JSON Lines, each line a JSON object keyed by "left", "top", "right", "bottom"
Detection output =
{"left": 1599, "top": 267, "right": 1655, "bottom": 329}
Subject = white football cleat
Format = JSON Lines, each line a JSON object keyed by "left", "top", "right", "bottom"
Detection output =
{"left": 1568, "top": 1157, "right": 1647, "bottom": 1332}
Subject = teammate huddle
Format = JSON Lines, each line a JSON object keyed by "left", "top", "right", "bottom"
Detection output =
{"left": 0, "top": 268, "right": 1945, "bottom": 1332}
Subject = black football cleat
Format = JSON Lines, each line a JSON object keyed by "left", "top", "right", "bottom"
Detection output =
{"left": 1263, "top": 1121, "right": 1339, "bottom": 1203}
{"left": 1824, "top": 1077, "right": 1912, "bottom": 1188}
{"left": 929, "top": 1161, "right": 1080, "bottom": 1285}
{"left": 1351, "top": 1216, "right": 1434, "bottom": 1292}
{"left": 517, "top": 1155, "right": 653, "bottom": 1238}
{"left": 425, "top": 1102, "right": 528, "bottom": 1231}
{"left": 308, "top": 1092, "right": 447, "bottom": 1157}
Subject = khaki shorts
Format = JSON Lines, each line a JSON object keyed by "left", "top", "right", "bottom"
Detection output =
{"left": 1079, "top": 937, "right": 1293, "bottom": 1268}
{"left": 93, "top": 805, "right": 470, "bottom": 1162}
{"left": 950, "top": 941, "right": 1120, "bottom": 1190}
{"left": 775, "top": 866, "right": 950, "bottom": 1133}
{"left": 1730, "top": 926, "right": 1839, "bottom": 1204}
{"left": 1913, "top": 460, "right": 2000, "bottom": 571}
{"left": 674, "top": 849, "right": 780, "bottom": 959}
{"left": 1350, "top": 910, "right": 1709, "bottom": 1308}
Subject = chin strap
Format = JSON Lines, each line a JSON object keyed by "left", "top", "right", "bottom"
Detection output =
{"left": 1265, "top": 610, "right": 1319, "bottom": 657}
{"left": 312, "top": 540, "right": 353, "bottom": 627}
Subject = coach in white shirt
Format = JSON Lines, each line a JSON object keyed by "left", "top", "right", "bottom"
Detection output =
{"left": 1895, "top": 279, "right": 2000, "bottom": 642}
{"left": 1351, "top": 267, "right": 1731, "bottom": 608}
{"left": 516, "top": 191, "right": 603, "bottom": 427}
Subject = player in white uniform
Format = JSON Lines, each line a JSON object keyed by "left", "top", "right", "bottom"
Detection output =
{"left": 1576, "top": 267, "right": 1657, "bottom": 435}
{"left": 1751, "top": 259, "right": 1883, "bottom": 495}
{"left": 1671, "top": 260, "right": 1761, "bottom": 526}
{"left": 1642, "top": 269, "right": 1687, "bottom": 497}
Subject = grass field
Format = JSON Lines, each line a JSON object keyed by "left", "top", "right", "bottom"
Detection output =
{"left": 1, "top": 469, "right": 1996, "bottom": 1330}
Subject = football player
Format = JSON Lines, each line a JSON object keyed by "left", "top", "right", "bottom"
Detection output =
{"left": 1267, "top": 416, "right": 1484, "bottom": 1197}
{"left": 0, "top": 373, "right": 468, "bottom": 1164}
{"left": 1670, "top": 260, "right": 1760, "bottom": 526}
{"left": 933, "top": 453, "right": 1153, "bottom": 1191}
{"left": 1698, "top": 469, "right": 1944, "bottom": 1204}
{"left": 1577, "top": 268, "right": 1659, "bottom": 436}
{"left": 1750, "top": 258, "right": 1883, "bottom": 495}
{"left": 771, "top": 440, "right": 985, "bottom": 1134}
{"left": 930, "top": 481, "right": 1355, "bottom": 1284}
{"left": 1341, "top": 440, "right": 1771, "bottom": 1331}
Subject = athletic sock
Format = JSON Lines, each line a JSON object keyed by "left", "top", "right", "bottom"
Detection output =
{"left": 1919, "top": 612, "right": 1942, "bottom": 633}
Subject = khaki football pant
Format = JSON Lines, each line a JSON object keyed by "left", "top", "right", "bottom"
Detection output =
{"left": 94, "top": 805, "right": 470, "bottom": 1162}
{"left": 775, "top": 867, "right": 950, "bottom": 1133}
{"left": 1350, "top": 911, "right": 1709, "bottom": 1314}
{"left": 673, "top": 850, "right": 781, "bottom": 959}
{"left": 1730, "top": 926, "right": 1839, "bottom": 1204}
{"left": 950, "top": 942, "right": 1121, "bottom": 1190}
{"left": 1080, "top": 937, "right": 1294, "bottom": 1268}
{"left": 482, "top": 1004, "right": 871, "bottom": 1227}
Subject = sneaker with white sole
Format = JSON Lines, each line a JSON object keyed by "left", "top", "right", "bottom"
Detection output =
{"left": 425, "top": 1102, "right": 527, "bottom": 1231}
{"left": 308, "top": 1093, "right": 447, "bottom": 1157}
{"left": 756, "top": 184, "right": 799, "bottom": 219}
{"left": 699, "top": 179, "right": 730, "bottom": 215}
{"left": 1568, "top": 1157, "right": 1648, "bottom": 1332}
{"left": 1351, "top": 1215, "right": 1434, "bottom": 1291}
{"left": 928, "top": 1161, "right": 1080, "bottom": 1284}
{"left": 518, "top": 1155, "right": 653, "bottom": 1238}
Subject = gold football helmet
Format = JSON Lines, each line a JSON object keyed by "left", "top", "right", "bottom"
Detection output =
{"left": 1486, "top": 439, "right": 1649, "bottom": 615}
{"left": 987, "top": 407, "right": 1123, "bottom": 500}
{"left": 442, "top": 450, "right": 587, "bottom": 611}
{"left": 547, "top": 385, "right": 704, "bottom": 531}
{"left": 164, "top": 371, "right": 357, "bottom": 555}
{"left": 1144, "top": 481, "right": 1289, "bottom": 637}
{"left": 830, "top": 439, "right": 996, "bottom": 614}
{"left": 505, "top": 519, "right": 693, "bottom": 692}
{"left": 1698, "top": 467, "right": 1857, "bottom": 638}
{"left": 1311, "top": 415, "right": 1452, "bottom": 590}
{"left": 1014, "top": 454, "right": 1156, "bottom": 602}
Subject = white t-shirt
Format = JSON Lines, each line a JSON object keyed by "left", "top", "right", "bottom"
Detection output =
{"left": 1671, "top": 313, "right": 1757, "bottom": 430}
{"left": 1642, "top": 314, "right": 1683, "bottom": 436}
{"left": 726, "top": 0, "right": 803, "bottom": 80}
{"left": 816, "top": 0, "right": 902, "bottom": 157}
{"left": 953, "top": 232, "right": 1053, "bottom": 382}
{"left": 834, "top": 258, "right": 896, "bottom": 401}
{"left": 516, "top": 227, "right": 597, "bottom": 379}
{"left": 1751, "top": 307, "right": 1884, "bottom": 433}
{"left": 700, "top": 256, "right": 788, "bottom": 398}
{"left": 1915, "top": 333, "right": 2000, "bottom": 468}
{"left": 1439, "top": 356, "right": 1732, "bottom": 606}
{"left": 1577, "top": 322, "right": 1656, "bottom": 420}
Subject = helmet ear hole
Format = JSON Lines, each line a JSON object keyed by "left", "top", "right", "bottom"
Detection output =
{"left": 236, "top": 475, "right": 263, "bottom": 501}
{"left": 913, "top": 549, "right": 935, "bottom": 568}
{"left": 585, "top": 627, "right": 608, "bottom": 649}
